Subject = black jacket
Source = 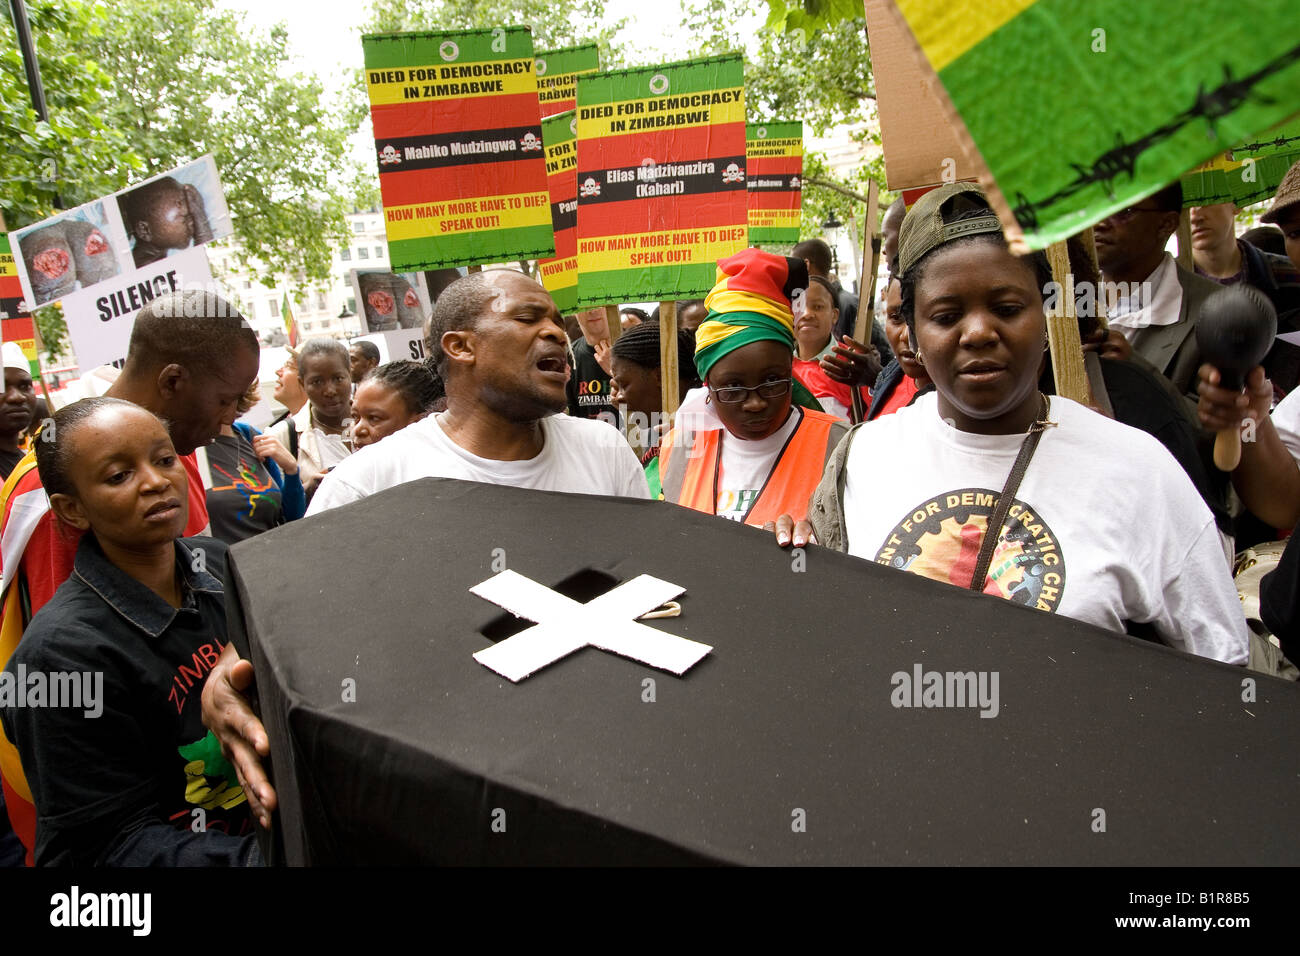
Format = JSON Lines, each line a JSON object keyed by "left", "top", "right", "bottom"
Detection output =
{"left": 1, "top": 535, "right": 258, "bottom": 866}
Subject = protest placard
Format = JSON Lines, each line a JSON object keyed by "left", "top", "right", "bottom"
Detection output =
{"left": 574, "top": 54, "right": 748, "bottom": 307}
{"left": 0, "top": 236, "right": 38, "bottom": 377}
{"left": 881, "top": 0, "right": 1300, "bottom": 250}
{"left": 537, "top": 111, "right": 579, "bottom": 314}
{"left": 349, "top": 268, "right": 431, "bottom": 334}
{"left": 363, "top": 27, "right": 555, "bottom": 270}
{"left": 746, "top": 122, "right": 802, "bottom": 246}
{"left": 1181, "top": 120, "right": 1300, "bottom": 208}
{"left": 535, "top": 43, "right": 600, "bottom": 120}
{"left": 7, "top": 155, "right": 231, "bottom": 371}
{"left": 349, "top": 268, "right": 433, "bottom": 364}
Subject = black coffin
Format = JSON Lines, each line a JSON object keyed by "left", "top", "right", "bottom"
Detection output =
{"left": 225, "top": 478, "right": 1300, "bottom": 865}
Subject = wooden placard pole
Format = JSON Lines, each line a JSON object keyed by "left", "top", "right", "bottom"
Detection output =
{"left": 849, "top": 179, "right": 881, "bottom": 424}
{"left": 1175, "top": 209, "right": 1194, "bottom": 271}
{"left": 659, "top": 300, "right": 680, "bottom": 420}
{"left": 852, "top": 179, "right": 881, "bottom": 344}
{"left": 1078, "top": 227, "right": 1101, "bottom": 288}
{"left": 604, "top": 305, "right": 622, "bottom": 345}
{"left": 1044, "top": 240, "right": 1092, "bottom": 406}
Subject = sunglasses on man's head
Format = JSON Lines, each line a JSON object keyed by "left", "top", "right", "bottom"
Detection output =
{"left": 1104, "top": 204, "right": 1169, "bottom": 224}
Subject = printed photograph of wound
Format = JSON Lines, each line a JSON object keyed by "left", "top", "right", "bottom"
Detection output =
{"left": 350, "top": 269, "right": 430, "bottom": 332}
{"left": 16, "top": 204, "right": 119, "bottom": 307}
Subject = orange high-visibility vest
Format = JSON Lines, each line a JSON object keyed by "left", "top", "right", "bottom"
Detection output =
{"left": 660, "top": 407, "right": 846, "bottom": 526}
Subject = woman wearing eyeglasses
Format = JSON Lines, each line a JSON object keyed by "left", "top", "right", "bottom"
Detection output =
{"left": 659, "top": 249, "right": 849, "bottom": 526}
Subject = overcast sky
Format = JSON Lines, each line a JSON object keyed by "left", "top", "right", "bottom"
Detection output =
{"left": 218, "top": 0, "right": 744, "bottom": 94}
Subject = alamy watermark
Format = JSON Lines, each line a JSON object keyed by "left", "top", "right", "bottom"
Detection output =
{"left": 1042, "top": 276, "right": 1153, "bottom": 319}
{"left": 0, "top": 663, "right": 102, "bottom": 718}
{"left": 50, "top": 886, "right": 150, "bottom": 935}
{"left": 890, "top": 664, "right": 1000, "bottom": 718}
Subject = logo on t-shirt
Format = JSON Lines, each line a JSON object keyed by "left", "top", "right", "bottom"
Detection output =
{"left": 573, "top": 378, "right": 615, "bottom": 416}
{"left": 717, "top": 488, "right": 760, "bottom": 521}
{"left": 876, "top": 488, "right": 1065, "bottom": 612}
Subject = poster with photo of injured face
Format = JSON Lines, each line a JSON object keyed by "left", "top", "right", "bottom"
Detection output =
{"left": 6, "top": 155, "right": 234, "bottom": 371}
{"left": 114, "top": 157, "right": 230, "bottom": 269}
{"left": 349, "top": 268, "right": 431, "bottom": 334}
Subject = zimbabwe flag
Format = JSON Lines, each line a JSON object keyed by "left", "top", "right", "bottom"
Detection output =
{"left": 888, "top": 0, "right": 1300, "bottom": 249}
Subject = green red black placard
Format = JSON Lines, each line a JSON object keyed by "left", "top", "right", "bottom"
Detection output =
{"left": 0, "top": 236, "right": 39, "bottom": 376}
{"left": 535, "top": 43, "right": 600, "bottom": 120}
{"left": 575, "top": 54, "right": 747, "bottom": 307}
{"left": 537, "top": 111, "right": 579, "bottom": 314}
{"left": 746, "top": 122, "right": 803, "bottom": 245}
{"left": 363, "top": 28, "right": 555, "bottom": 270}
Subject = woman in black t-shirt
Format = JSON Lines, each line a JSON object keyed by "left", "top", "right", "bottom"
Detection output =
{"left": 0, "top": 398, "right": 258, "bottom": 865}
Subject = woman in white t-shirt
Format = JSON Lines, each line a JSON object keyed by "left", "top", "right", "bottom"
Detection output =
{"left": 772, "top": 183, "right": 1247, "bottom": 664}
{"left": 658, "top": 248, "right": 848, "bottom": 527}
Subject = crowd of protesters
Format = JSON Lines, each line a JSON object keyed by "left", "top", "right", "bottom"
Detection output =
{"left": 0, "top": 160, "right": 1298, "bottom": 867}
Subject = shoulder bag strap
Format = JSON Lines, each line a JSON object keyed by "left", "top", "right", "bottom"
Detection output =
{"left": 969, "top": 396, "right": 1055, "bottom": 591}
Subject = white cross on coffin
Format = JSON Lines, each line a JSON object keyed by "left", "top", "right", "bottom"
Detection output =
{"left": 470, "top": 569, "right": 712, "bottom": 682}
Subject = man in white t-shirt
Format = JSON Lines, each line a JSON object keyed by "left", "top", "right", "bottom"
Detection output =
{"left": 206, "top": 270, "right": 648, "bottom": 829}
{"left": 308, "top": 270, "right": 649, "bottom": 514}
{"left": 1269, "top": 387, "right": 1300, "bottom": 465}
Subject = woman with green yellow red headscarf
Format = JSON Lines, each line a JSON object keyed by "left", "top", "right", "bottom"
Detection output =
{"left": 659, "top": 248, "right": 849, "bottom": 526}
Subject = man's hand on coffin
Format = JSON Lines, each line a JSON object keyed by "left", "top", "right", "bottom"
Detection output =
{"left": 201, "top": 642, "right": 278, "bottom": 829}
{"left": 765, "top": 513, "right": 816, "bottom": 548}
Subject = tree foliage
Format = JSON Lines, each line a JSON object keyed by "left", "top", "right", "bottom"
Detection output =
{"left": 760, "top": 0, "right": 861, "bottom": 34}
{"left": 84, "top": 0, "right": 361, "bottom": 289}
{"left": 678, "top": 0, "right": 885, "bottom": 244}
{"left": 2, "top": 0, "right": 359, "bottom": 296}
{"left": 363, "top": 0, "right": 625, "bottom": 66}
{"left": 0, "top": 2, "right": 141, "bottom": 229}
{"left": 32, "top": 302, "right": 68, "bottom": 361}
{"left": 682, "top": 0, "right": 872, "bottom": 135}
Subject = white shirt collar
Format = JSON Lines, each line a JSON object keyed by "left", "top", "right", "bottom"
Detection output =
{"left": 1107, "top": 254, "right": 1183, "bottom": 336}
